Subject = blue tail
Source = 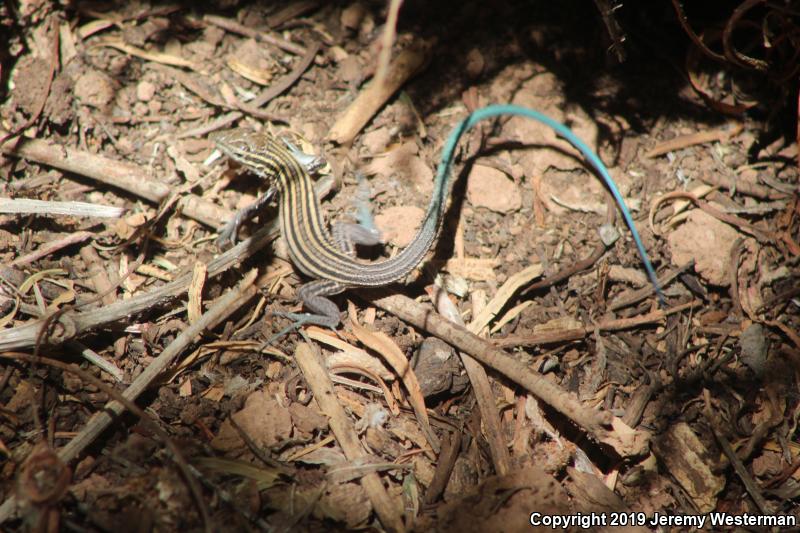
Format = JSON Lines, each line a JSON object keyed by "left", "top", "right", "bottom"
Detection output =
{"left": 435, "top": 104, "right": 664, "bottom": 304}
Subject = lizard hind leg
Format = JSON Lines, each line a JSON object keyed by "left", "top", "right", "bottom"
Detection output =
{"left": 261, "top": 279, "right": 347, "bottom": 347}
{"left": 296, "top": 279, "right": 347, "bottom": 328}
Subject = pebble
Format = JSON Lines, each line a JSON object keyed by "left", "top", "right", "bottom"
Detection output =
{"left": 136, "top": 80, "right": 156, "bottom": 102}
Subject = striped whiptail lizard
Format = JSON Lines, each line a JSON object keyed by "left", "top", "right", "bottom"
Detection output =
{"left": 212, "top": 104, "right": 663, "bottom": 330}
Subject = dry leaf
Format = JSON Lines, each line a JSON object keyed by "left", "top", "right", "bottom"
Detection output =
{"left": 348, "top": 307, "right": 439, "bottom": 452}
{"left": 468, "top": 263, "right": 543, "bottom": 335}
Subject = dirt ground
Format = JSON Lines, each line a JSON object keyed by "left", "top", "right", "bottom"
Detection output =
{"left": 0, "top": 1, "right": 798, "bottom": 531}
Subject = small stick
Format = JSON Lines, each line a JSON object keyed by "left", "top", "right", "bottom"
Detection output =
{"left": 521, "top": 189, "right": 614, "bottom": 298}
{"left": 705, "top": 406, "right": 771, "bottom": 514}
{"left": 11, "top": 231, "right": 93, "bottom": 267}
{"left": 0, "top": 352, "right": 213, "bottom": 531}
{"left": 79, "top": 246, "right": 117, "bottom": 306}
{"left": 728, "top": 238, "right": 746, "bottom": 319}
{"left": 608, "top": 261, "right": 694, "bottom": 311}
{"left": 519, "top": 243, "right": 605, "bottom": 297}
{"left": 0, "top": 198, "right": 124, "bottom": 218}
{"left": 593, "top": 0, "right": 627, "bottom": 62}
{"left": 67, "top": 341, "right": 124, "bottom": 382}
{"left": 494, "top": 300, "right": 699, "bottom": 348}
{"left": 174, "top": 111, "right": 245, "bottom": 140}
{"left": 266, "top": 1, "right": 319, "bottom": 28}
{"left": 215, "top": 41, "right": 319, "bottom": 122}
{"left": 248, "top": 41, "right": 320, "bottom": 109}
{"left": 172, "top": 45, "right": 315, "bottom": 135}
{"left": 645, "top": 123, "right": 742, "bottom": 158}
{"left": 698, "top": 170, "right": 787, "bottom": 201}
{"left": 431, "top": 286, "right": 511, "bottom": 476}
{"left": 0, "top": 271, "right": 267, "bottom": 529}
{"left": 373, "top": 0, "right": 403, "bottom": 90}
{"left": 669, "top": 0, "right": 725, "bottom": 63}
{"left": 328, "top": 43, "right": 429, "bottom": 144}
{"left": 294, "top": 342, "right": 404, "bottom": 532}
{"left": 204, "top": 14, "right": 307, "bottom": 56}
{"left": 423, "top": 430, "right": 461, "bottom": 504}
{"left": 649, "top": 190, "right": 776, "bottom": 243}
{"left": 0, "top": 176, "right": 333, "bottom": 351}
{"left": 361, "top": 289, "right": 653, "bottom": 458}
{"left": 0, "top": 233, "right": 269, "bottom": 351}
{"left": 0, "top": 132, "right": 229, "bottom": 228}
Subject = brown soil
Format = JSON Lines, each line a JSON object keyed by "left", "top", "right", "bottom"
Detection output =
{"left": 0, "top": 1, "right": 798, "bottom": 531}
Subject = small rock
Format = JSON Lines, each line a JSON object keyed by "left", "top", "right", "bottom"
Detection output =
{"left": 11, "top": 57, "right": 49, "bottom": 114}
{"left": 412, "top": 337, "right": 467, "bottom": 397}
{"left": 289, "top": 402, "right": 328, "bottom": 434}
{"left": 466, "top": 164, "right": 521, "bottom": 213}
{"left": 211, "top": 390, "right": 291, "bottom": 451}
{"left": 374, "top": 205, "right": 423, "bottom": 247}
{"left": 202, "top": 25, "right": 225, "bottom": 47}
{"left": 363, "top": 143, "right": 433, "bottom": 193}
{"left": 230, "top": 38, "right": 275, "bottom": 77}
{"left": 739, "top": 323, "right": 768, "bottom": 377}
{"left": 74, "top": 70, "right": 115, "bottom": 110}
{"left": 361, "top": 127, "right": 391, "bottom": 154}
{"left": 666, "top": 209, "right": 746, "bottom": 286}
{"left": 328, "top": 45, "right": 349, "bottom": 62}
{"left": 184, "top": 40, "right": 215, "bottom": 61}
{"left": 341, "top": 2, "right": 366, "bottom": 30}
{"left": 338, "top": 55, "right": 362, "bottom": 84}
{"left": 44, "top": 72, "right": 75, "bottom": 126}
{"left": 132, "top": 101, "right": 149, "bottom": 117}
{"left": 465, "top": 48, "right": 485, "bottom": 78}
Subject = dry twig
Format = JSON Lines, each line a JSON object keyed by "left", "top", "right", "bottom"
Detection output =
{"left": 294, "top": 343, "right": 404, "bottom": 532}
{"left": 329, "top": 43, "right": 429, "bottom": 144}
{"left": 362, "top": 289, "right": 658, "bottom": 458}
